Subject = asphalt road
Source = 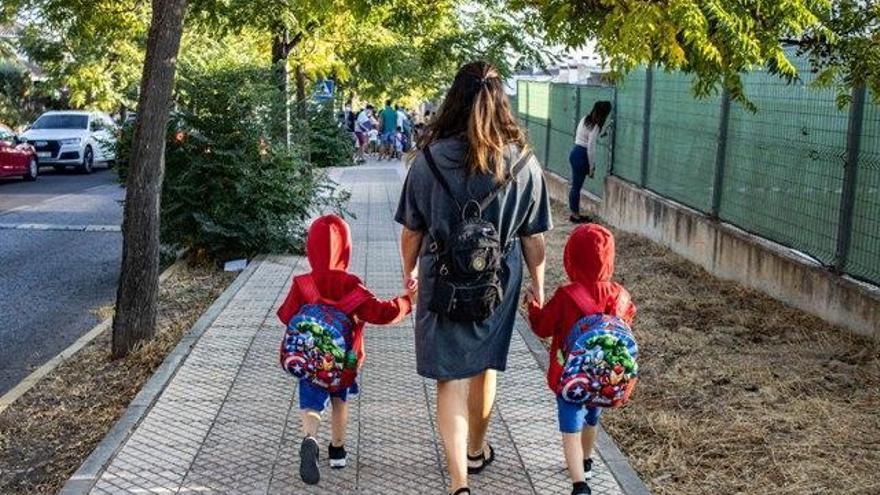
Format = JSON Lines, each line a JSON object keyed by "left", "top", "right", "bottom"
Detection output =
{"left": 0, "top": 166, "right": 123, "bottom": 395}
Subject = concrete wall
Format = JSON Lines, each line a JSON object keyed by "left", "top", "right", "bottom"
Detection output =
{"left": 544, "top": 171, "right": 880, "bottom": 338}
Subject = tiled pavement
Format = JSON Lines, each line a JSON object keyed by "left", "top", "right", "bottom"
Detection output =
{"left": 66, "top": 160, "right": 642, "bottom": 494}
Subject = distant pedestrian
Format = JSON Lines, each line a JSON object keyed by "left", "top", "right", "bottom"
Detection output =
{"left": 354, "top": 105, "right": 375, "bottom": 164}
{"left": 378, "top": 100, "right": 398, "bottom": 160}
{"left": 568, "top": 101, "right": 611, "bottom": 223}
{"left": 278, "top": 215, "right": 413, "bottom": 486}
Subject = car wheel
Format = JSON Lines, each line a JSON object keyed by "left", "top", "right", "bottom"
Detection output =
{"left": 79, "top": 146, "right": 94, "bottom": 174}
{"left": 23, "top": 157, "right": 38, "bottom": 181}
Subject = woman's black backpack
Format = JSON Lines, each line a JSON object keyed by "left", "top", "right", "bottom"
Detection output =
{"left": 423, "top": 146, "right": 532, "bottom": 322}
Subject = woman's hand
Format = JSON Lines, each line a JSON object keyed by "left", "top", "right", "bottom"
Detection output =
{"left": 520, "top": 233, "right": 546, "bottom": 307}
{"left": 523, "top": 281, "right": 544, "bottom": 308}
{"left": 403, "top": 274, "right": 419, "bottom": 303}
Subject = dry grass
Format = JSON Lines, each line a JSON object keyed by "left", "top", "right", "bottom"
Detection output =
{"left": 542, "top": 201, "right": 880, "bottom": 495}
{"left": 0, "top": 262, "right": 234, "bottom": 495}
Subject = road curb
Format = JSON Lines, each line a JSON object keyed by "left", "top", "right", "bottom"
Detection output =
{"left": 515, "top": 320, "right": 652, "bottom": 495}
{"left": 58, "top": 256, "right": 264, "bottom": 495}
{"left": 0, "top": 258, "right": 182, "bottom": 415}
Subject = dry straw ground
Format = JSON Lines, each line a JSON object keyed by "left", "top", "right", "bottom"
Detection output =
{"left": 0, "top": 262, "right": 234, "bottom": 495}
{"left": 541, "top": 202, "right": 880, "bottom": 495}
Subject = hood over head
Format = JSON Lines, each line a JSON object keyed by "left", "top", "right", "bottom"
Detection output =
{"left": 564, "top": 224, "right": 615, "bottom": 283}
{"left": 306, "top": 214, "right": 351, "bottom": 273}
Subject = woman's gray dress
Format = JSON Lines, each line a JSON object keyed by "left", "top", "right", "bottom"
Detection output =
{"left": 395, "top": 137, "right": 552, "bottom": 380}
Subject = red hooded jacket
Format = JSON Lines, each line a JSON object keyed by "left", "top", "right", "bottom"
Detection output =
{"left": 277, "top": 215, "right": 412, "bottom": 368}
{"left": 527, "top": 224, "right": 636, "bottom": 393}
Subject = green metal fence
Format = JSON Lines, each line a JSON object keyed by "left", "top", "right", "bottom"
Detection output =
{"left": 516, "top": 79, "right": 613, "bottom": 198}
{"left": 514, "top": 63, "right": 880, "bottom": 287}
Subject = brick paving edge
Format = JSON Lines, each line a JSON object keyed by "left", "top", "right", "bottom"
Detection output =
{"left": 58, "top": 256, "right": 266, "bottom": 495}
{"left": 515, "top": 322, "right": 652, "bottom": 495}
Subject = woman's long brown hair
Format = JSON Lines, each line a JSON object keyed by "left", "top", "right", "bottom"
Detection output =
{"left": 416, "top": 61, "right": 528, "bottom": 182}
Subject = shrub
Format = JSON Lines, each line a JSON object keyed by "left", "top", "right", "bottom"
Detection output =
{"left": 118, "top": 65, "right": 348, "bottom": 260}
{"left": 307, "top": 102, "right": 354, "bottom": 168}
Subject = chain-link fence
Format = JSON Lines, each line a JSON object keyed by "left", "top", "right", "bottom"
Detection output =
{"left": 514, "top": 63, "right": 879, "bottom": 287}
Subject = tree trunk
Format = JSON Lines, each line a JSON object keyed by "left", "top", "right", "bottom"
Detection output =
{"left": 271, "top": 29, "right": 291, "bottom": 149}
{"left": 295, "top": 63, "right": 307, "bottom": 118}
{"left": 112, "top": 0, "right": 188, "bottom": 359}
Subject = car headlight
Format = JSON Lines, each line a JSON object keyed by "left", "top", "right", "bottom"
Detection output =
{"left": 59, "top": 137, "right": 82, "bottom": 146}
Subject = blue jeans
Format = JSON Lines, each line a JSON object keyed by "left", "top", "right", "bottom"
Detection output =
{"left": 557, "top": 396, "right": 602, "bottom": 434}
{"left": 568, "top": 145, "right": 589, "bottom": 214}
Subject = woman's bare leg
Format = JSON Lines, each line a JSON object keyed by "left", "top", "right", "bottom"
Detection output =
{"left": 467, "top": 369, "right": 497, "bottom": 456}
{"left": 437, "top": 378, "right": 470, "bottom": 492}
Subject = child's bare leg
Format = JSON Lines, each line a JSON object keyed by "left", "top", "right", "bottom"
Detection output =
{"left": 330, "top": 398, "right": 348, "bottom": 447}
{"left": 581, "top": 425, "right": 598, "bottom": 459}
{"left": 301, "top": 409, "right": 321, "bottom": 438}
{"left": 562, "top": 432, "right": 586, "bottom": 483}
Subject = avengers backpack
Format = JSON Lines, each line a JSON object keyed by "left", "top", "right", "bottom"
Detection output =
{"left": 557, "top": 284, "right": 639, "bottom": 408}
{"left": 279, "top": 275, "right": 368, "bottom": 392}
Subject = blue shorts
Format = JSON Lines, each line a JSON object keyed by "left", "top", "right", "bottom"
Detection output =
{"left": 298, "top": 379, "right": 359, "bottom": 413}
{"left": 557, "top": 396, "right": 602, "bottom": 434}
{"left": 382, "top": 131, "right": 395, "bottom": 145}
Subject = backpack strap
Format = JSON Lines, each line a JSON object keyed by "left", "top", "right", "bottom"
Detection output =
{"left": 296, "top": 274, "right": 321, "bottom": 304}
{"left": 423, "top": 146, "right": 534, "bottom": 214}
{"left": 297, "top": 274, "right": 370, "bottom": 314}
{"left": 423, "top": 145, "right": 463, "bottom": 214}
{"left": 478, "top": 151, "right": 534, "bottom": 211}
{"left": 335, "top": 286, "right": 371, "bottom": 314}
{"left": 563, "top": 283, "right": 598, "bottom": 316}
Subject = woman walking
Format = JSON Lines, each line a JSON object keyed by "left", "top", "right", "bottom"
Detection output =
{"left": 395, "top": 61, "right": 552, "bottom": 495}
{"left": 568, "top": 101, "right": 612, "bottom": 223}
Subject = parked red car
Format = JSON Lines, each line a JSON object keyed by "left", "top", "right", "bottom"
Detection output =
{"left": 0, "top": 123, "right": 38, "bottom": 181}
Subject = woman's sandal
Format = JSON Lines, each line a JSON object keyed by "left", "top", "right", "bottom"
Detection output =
{"left": 466, "top": 443, "right": 495, "bottom": 474}
{"left": 451, "top": 488, "right": 471, "bottom": 495}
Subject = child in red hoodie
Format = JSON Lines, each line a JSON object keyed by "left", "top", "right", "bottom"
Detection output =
{"left": 277, "top": 214, "right": 412, "bottom": 485}
{"left": 525, "top": 224, "right": 635, "bottom": 495}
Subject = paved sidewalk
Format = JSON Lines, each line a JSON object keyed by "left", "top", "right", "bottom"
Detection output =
{"left": 64, "top": 160, "right": 645, "bottom": 494}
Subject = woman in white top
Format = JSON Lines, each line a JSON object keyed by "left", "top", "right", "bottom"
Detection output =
{"left": 568, "top": 101, "right": 612, "bottom": 223}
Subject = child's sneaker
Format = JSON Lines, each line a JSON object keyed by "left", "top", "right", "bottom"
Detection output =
{"left": 571, "top": 481, "right": 591, "bottom": 495}
{"left": 328, "top": 443, "right": 347, "bottom": 469}
{"left": 299, "top": 436, "right": 320, "bottom": 485}
{"left": 584, "top": 458, "right": 593, "bottom": 480}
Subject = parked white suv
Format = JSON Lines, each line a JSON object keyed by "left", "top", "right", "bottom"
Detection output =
{"left": 21, "top": 111, "right": 118, "bottom": 173}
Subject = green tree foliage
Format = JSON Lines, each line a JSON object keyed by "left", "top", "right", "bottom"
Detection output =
{"left": 5, "top": 0, "right": 149, "bottom": 111}
{"left": 0, "top": 60, "right": 42, "bottom": 126}
{"left": 511, "top": 0, "right": 834, "bottom": 106}
{"left": 159, "top": 65, "right": 348, "bottom": 259}
{"left": 308, "top": 102, "right": 353, "bottom": 168}
{"left": 796, "top": 0, "right": 880, "bottom": 103}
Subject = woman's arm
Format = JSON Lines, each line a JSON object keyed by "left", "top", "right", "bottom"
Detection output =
{"left": 400, "top": 227, "right": 424, "bottom": 298}
{"left": 520, "top": 233, "right": 546, "bottom": 306}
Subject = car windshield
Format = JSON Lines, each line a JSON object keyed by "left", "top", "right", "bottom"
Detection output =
{"left": 32, "top": 114, "right": 89, "bottom": 130}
